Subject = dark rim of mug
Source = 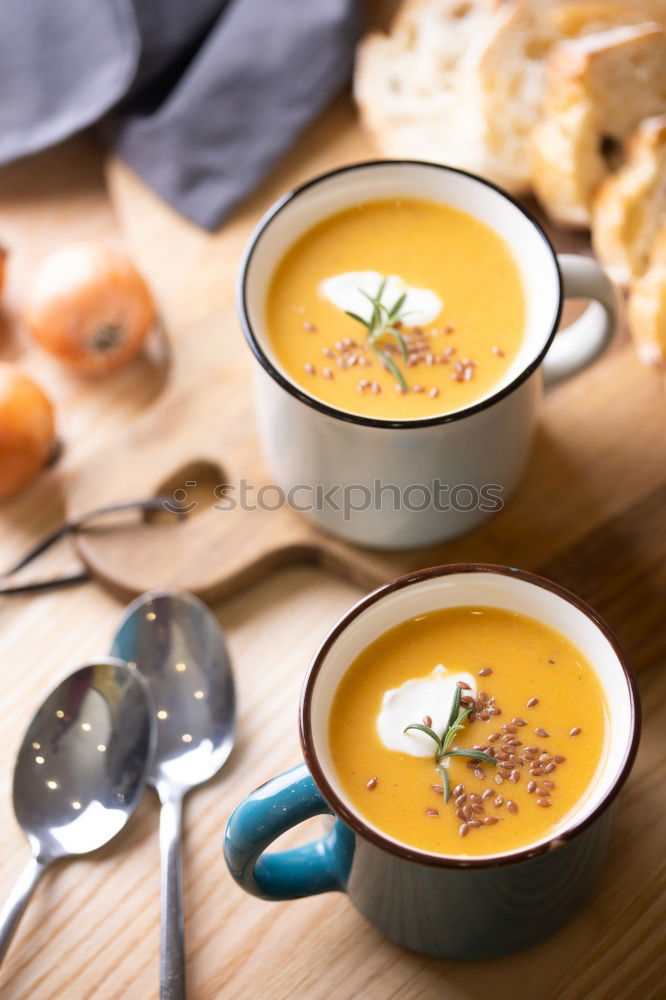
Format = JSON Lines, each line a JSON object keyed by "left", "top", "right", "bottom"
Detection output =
{"left": 299, "top": 563, "right": 641, "bottom": 869}
{"left": 238, "top": 160, "right": 564, "bottom": 430}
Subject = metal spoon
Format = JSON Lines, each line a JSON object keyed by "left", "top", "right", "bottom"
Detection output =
{"left": 110, "top": 590, "right": 236, "bottom": 1000}
{"left": 0, "top": 658, "right": 155, "bottom": 965}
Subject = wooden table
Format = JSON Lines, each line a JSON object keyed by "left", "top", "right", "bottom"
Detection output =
{"left": 0, "top": 96, "right": 664, "bottom": 999}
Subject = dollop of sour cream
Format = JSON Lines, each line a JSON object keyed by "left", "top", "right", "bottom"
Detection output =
{"left": 377, "top": 665, "right": 477, "bottom": 757}
{"left": 319, "top": 271, "right": 442, "bottom": 328}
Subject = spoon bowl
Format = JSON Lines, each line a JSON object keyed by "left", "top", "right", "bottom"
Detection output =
{"left": 111, "top": 590, "right": 235, "bottom": 797}
{"left": 0, "top": 659, "right": 155, "bottom": 965}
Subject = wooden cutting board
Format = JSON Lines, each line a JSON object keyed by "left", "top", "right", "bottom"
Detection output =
{"left": 64, "top": 100, "right": 666, "bottom": 616}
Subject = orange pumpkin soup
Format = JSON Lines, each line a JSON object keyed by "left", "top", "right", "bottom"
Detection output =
{"left": 266, "top": 198, "right": 525, "bottom": 419}
{"left": 329, "top": 607, "right": 608, "bottom": 857}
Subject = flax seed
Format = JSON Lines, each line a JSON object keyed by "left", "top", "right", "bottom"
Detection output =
{"left": 543, "top": 780, "right": 555, "bottom": 789}
{"left": 489, "top": 707, "right": 502, "bottom": 716}
{"left": 469, "top": 819, "right": 482, "bottom": 828}
{"left": 482, "top": 789, "right": 494, "bottom": 800}
{"left": 501, "top": 725, "right": 517, "bottom": 734}
{"left": 569, "top": 727, "right": 582, "bottom": 737}
{"left": 491, "top": 346, "right": 505, "bottom": 356}
{"left": 507, "top": 800, "right": 518, "bottom": 813}
{"left": 455, "top": 794, "right": 467, "bottom": 807}
{"left": 453, "top": 784, "right": 464, "bottom": 797}
{"left": 537, "top": 798, "right": 552, "bottom": 808}
{"left": 412, "top": 384, "right": 425, "bottom": 393}
{"left": 366, "top": 777, "right": 378, "bottom": 790}
{"left": 472, "top": 804, "right": 484, "bottom": 815}
{"left": 509, "top": 770, "right": 520, "bottom": 783}
{"left": 545, "top": 762, "right": 556, "bottom": 773}
{"left": 527, "top": 781, "right": 537, "bottom": 793}
{"left": 457, "top": 809, "right": 465, "bottom": 821}
{"left": 469, "top": 793, "right": 482, "bottom": 805}
{"left": 478, "top": 667, "right": 493, "bottom": 677}
{"left": 423, "top": 715, "right": 432, "bottom": 727}
{"left": 429, "top": 387, "right": 439, "bottom": 398}
{"left": 425, "top": 808, "right": 439, "bottom": 817}
{"left": 512, "top": 718, "right": 527, "bottom": 727}
{"left": 524, "top": 745, "right": 539, "bottom": 754}
{"left": 335, "top": 340, "right": 344, "bottom": 352}
{"left": 303, "top": 321, "right": 317, "bottom": 331}
{"left": 304, "top": 363, "right": 316, "bottom": 375}
{"left": 463, "top": 805, "right": 473, "bottom": 821}
{"left": 322, "top": 367, "right": 333, "bottom": 380}
{"left": 323, "top": 347, "right": 335, "bottom": 358}
{"left": 483, "top": 816, "right": 499, "bottom": 825}
{"left": 444, "top": 325, "right": 455, "bottom": 334}
{"left": 553, "top": 755, "right": 566, "bottom": 764}
{"left": 359, "top": 356, "right": 371, "bottom": 366}
{"left": 457, "top": 681, "right": 472, "bottom": 690}
{"left": 526, "top": 697, "right": 539, "bottom": 708}
{"left": 478, "top": 691, "right": 488, "bottom": 702}
{"left": 371, "top": 382, "right": 381, "bottom": 394}
{"left": 488, "top": 732, "right": 501, "bottom": 743}
{"left": 495, "top": 795, "right": 503, "bottom": 807}
{"left": 432, "top": 784, "right": 444, "bottom": 795}
{"left": 474, "top": 768, "right": 486, "bottom": 780}
{"left": 494, "top": 774, "right": 503, "bottom": 785}
{"left": 459, "top": 823, "right": 470, "bottom": 838}
{"left": 535, "top": 728, "right": 549, "bottom": 738}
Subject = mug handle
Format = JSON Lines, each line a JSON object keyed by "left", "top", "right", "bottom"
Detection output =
{"left": 543, "top": 255, "right": 620, "bottom": 386}
{"left": 224, "top": 763, "right": 353, "bottom": 900}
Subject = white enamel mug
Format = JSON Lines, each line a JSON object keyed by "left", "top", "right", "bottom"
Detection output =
{"left": 238, "top": 162, "right": 619, "bottom": 549}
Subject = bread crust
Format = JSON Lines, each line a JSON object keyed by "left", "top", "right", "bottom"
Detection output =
{"left": 628, "top": 225, "right": 666, "bottom": 367}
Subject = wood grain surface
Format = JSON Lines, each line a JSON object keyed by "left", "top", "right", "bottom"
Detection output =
{"left": 0, "top": 92, "right": 664, "bottom": 1000}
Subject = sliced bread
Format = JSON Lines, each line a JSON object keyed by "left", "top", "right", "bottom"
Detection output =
{"left": 530, "top": 23, "right": 666, "bottom": 227}
{"left": 592, "top": 115, "right": 666, "bottom": 283}
{"left": 354, "top": 0, "right": 526, "bottom": 191}
{"left": 628, "top": 225, "right": 666, "bottom": 366}
{"left": 470, "top": 1, "right": 655, "bottom": 193}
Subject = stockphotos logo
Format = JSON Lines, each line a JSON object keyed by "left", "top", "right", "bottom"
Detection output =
{"left": 162, "top": 479, "right": 503, "bottom": 522}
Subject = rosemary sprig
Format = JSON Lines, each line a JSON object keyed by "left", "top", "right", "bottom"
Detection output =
{"left": 404, "top": 683, "right": 496, "bottom": 803}
{"left": 345, "top": 278, "right": 410, "bottom": 391}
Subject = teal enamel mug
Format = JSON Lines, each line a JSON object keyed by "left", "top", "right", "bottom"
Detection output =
{"left": 224, "top": 565, "right": 639, "bottom": 958}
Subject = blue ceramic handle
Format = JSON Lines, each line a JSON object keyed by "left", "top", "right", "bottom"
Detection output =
{"left": 224, "top": 763, "right": 353, "bottom": 900}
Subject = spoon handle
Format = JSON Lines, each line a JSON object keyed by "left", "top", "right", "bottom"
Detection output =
{"left": 0, "top": 855, "right": 47, "bottom": 966}
{"left": 159, "top": 793, "right": 186, "bottom": 1000}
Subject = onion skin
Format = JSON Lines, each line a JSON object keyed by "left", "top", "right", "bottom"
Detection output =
{"left": 23, "top": 242, "right": 156, "bottom": 375}
{"left": 0, "top": 363, "right": 56, "bottom": 499}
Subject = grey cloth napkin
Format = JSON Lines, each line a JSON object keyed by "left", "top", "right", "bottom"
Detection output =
{"left": 0, "top": 0, "right": 360, "bottom": 230}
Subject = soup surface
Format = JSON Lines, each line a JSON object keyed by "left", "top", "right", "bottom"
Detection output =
{"left": 328, "top": 607, "right": 608, "bottom": 857}
{"left": 265, "top": 198, "right": 525, "bottom": 419}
